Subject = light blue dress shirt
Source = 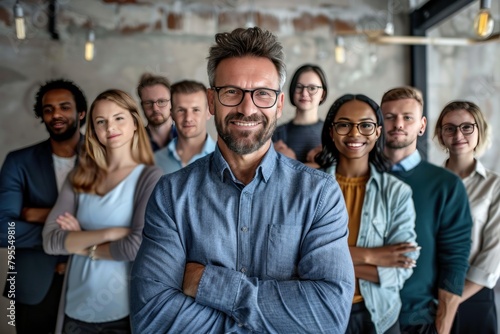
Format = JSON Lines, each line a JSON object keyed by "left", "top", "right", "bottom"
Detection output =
{"left": 154, "top": 135, "right": 216, "bottom": 174}
{"left": 131, "top": 145, "right": 355, "bottom": 333}
{"left": 391, "top": 150, "right": 421, "bottom": 172}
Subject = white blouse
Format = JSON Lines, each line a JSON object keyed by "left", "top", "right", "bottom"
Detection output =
{"left": 461, "top": 160, "right": 500, "bottom": 289}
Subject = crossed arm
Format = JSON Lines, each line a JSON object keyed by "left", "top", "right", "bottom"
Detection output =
{"left": 42, "top": 167, "right": 162, "bottom": 261}
{"left": 42, "top": 179, "right": 131, "bottom": 260}
{"left": 130, "top": 185, "right": 355, "bottom": 333}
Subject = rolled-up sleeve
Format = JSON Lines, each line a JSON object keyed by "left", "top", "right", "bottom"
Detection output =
{"left": 131, "top": 175, "right": 355, "bottom": 333}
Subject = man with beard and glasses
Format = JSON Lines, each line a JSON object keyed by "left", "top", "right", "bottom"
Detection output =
{"left": 130, "top": 27, "right": 354, "bottom": 334}
{"left": 0, "top": 79, "right": 87, "bottom": 334}
{"left": 137, "top": 73, "right": 176, "bottom": 151}
{"left": 380, "top": 86, "right": 472, "bottom": 334}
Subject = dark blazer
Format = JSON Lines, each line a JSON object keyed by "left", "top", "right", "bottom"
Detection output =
{"left": 0, "top": 139, "right": 70, "bottom": 304}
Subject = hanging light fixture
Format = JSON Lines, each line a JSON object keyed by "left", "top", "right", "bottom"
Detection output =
{"left": 474, "top": 0, "right": 495, "bottom": 38}
{"left": 13, "top": 1, "right": 26, "bottom": 40}
{"left": 384, "top": 0, "right": 395, "bottom": 36}
{"left": 84, "top": 28, "right": 95, "bottom": 62}
{"left": 334, "top": 36, "right": 346, "bottom": 64}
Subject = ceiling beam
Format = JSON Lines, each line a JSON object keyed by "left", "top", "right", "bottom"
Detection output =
{"left": 411, "top": 0, "right": 475, "bottom": 33}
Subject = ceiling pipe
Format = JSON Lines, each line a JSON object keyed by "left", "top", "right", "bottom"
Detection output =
{"left": 48, "top": 0, "right": 59, "bottom": 40}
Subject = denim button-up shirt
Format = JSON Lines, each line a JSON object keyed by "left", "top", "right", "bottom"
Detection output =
{"left": 131, "top": 144, "right": 355, "bottom": 333}
{"left": 326, "top": 163, "right": 418, "bottom": 334}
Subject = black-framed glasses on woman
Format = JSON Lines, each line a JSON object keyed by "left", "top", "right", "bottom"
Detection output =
{"left": 295, "top": 84, "right": 322, "bottom": 95}
{"left": 441, "top": 123, "right": 476, "bottom": 137}
{"left": 333, "top": 122, "right": 377, "bottom": 136}
{"left": 141, "top": 99, "right": 170, "bottom": 110}
{"left": 213, "top": 86, "right": 280, "bottom": 109}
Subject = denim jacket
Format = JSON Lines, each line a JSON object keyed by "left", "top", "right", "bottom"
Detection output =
{"left": 326, "top": 163, "right": 418, "bottom": 334}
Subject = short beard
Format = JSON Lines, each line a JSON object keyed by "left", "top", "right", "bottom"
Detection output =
{"left": 385, "top": 136, "right": 417, "bottom": 150}
{"left": 46, "top": 121, "right": 79, "bottom": 142}
{"left": 216, "top": 111, "right": 277, "bottom": 155}
{"left": 147, "top": 114, "right": 169, "bottom": 128}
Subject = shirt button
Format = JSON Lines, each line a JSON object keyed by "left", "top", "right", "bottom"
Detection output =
{"left": 241, "top": 227, "right": 248, "bottom": 232}
{"left": 240, "top": 267, "right": 247, "bottom": 273}
{"left": 238, "top": 323, "right": 243, "bottom": 327}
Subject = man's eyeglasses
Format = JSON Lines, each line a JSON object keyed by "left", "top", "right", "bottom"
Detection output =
{"left": 141, "top": 99, "right": 170, "bottom": 110}
{"left": 213, "top": 86, "right": 280, "bottom": 109}
{"left": 333, "top": 122, "right": 377, "bottom": 136}
{"left": 441, "top": 122, "right": 476, "bottom": 137}
{"left": 295, "top": 84, "right": 323, "bottom": 95}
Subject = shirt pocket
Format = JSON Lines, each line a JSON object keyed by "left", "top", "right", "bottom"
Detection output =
{"left": 469, "top": 196, "right": 490, "bottom": 225}
{"left": 266, "top": 224, "right": 302, "bottom": 280}
{"left": 366, "top": 219, "right": 386, "bottom": 246}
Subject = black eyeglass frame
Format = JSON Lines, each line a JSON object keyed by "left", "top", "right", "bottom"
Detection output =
{"left": 294, "top": 84, "right": 323, "bottom": 95}
{"left": 212, "top": 86, "right": 281, "bottom": 109}
{"left": 141, "top": 99, "right": 171, "bottom": 110}
{"left": 440, "top": 122, "right": 477, "bottom": 137}
{"left": 332, "top": 121, "right": 378, "bottom": 136}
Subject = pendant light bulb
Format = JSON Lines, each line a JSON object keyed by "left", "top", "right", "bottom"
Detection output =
{"left": 14, "top": 1, "right": 26, "bottom": 40}
{"left": 474, "top": 0, "right": 495, "bottom": 38}
{"left": 85, "top": 29, "right": 95, "bottom": 62}
{"left": 334, "top": 36, "right": 346, "bottom": 64}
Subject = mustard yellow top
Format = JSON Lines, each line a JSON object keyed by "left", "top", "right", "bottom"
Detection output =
{"left": 336, "top": 173, "right": 369, "bottom": 304}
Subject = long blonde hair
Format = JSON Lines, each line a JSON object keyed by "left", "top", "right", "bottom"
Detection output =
{"left": 71, "top": 89, "right": 154, "bottom": 193}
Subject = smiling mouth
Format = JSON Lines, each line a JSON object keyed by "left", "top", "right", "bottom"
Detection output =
{"left": 346, "top": 142, "right": 365, "bottom": 148}
{"left": 233, "top": 121, "right": 260, "bottom": 127}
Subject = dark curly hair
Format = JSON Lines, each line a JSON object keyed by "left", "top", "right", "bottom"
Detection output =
{"left": 315, "top": 94, "right": 391, "bottom": 173}
{"left": 33, "top": 79, "right": 88, "bottom": 126}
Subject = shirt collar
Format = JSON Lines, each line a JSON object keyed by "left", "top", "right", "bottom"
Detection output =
{"left": 213, "top": 142, "right": 277, "bottom": 184}
{"left": 326, "top": 163, "right": 381, "bottom": 189}
{"left": 466, "top": 159, "right": 487, "bottom": 181}
{"left": 168, "top": 135, "right": 215, "bottom": 158}
{"left": 441, "top": 158, "right": 487, "bottom": 181}
{"left": 202, "top": 135, "right": 217, "bottom": 155}
{"left": 391, "top": 150, "right": 421, "bottom": 172}
{"left": 474, "top": 159, "right": 488, "bottom": 178}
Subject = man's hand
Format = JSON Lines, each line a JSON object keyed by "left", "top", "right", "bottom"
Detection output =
{"left": 183, "top": 262, "right": 205, "bottom": 298}
{"left": 21, "top": 207, "right": 51, "bottom": 224}
{"left": 436, "top": 288, "right": 461, "bottom": 334}
{"left": 306, "top": 145, "right": 322, "bottom": 163}
{"left": 274, "top": 140, "right": 297, "bottom": 160}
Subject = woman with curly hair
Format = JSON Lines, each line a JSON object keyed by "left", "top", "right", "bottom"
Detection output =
{"left": 316, "top": 94, "right": 419, "bottom": 334}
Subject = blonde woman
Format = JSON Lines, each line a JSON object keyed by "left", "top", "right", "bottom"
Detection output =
{"left": 43, "top": 89, "right": 162, "bottom": 333}
{"left": 434, "top": 101, "right": 500, "bottom": 334}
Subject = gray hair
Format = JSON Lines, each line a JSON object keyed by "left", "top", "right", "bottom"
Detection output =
{"left": 207, "top": 27, "right": 286, "bottom": 90}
